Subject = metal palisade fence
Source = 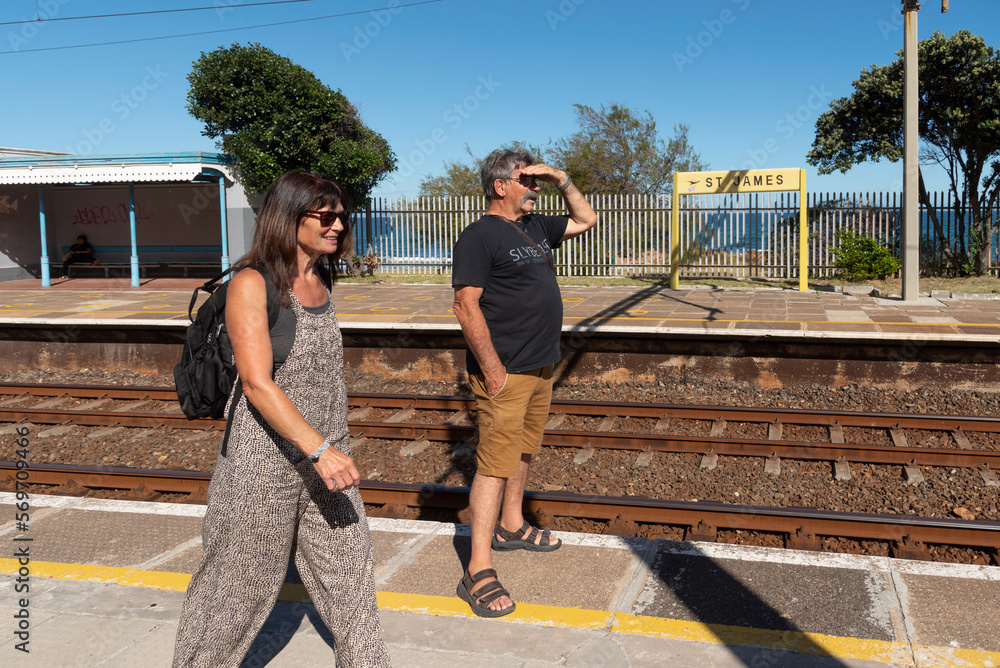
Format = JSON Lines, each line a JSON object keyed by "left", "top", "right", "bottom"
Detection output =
{"left": 350, "top": 192, "right": 999, "bottom": 279}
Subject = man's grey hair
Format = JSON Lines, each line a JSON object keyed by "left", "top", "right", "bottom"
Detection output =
{"left": 480, "top": 147, "right": 536, "bottom": 201}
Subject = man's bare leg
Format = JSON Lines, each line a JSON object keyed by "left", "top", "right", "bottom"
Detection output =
{"left": 498, "top": 455, "right": 530, "bottom": 533}
{"left": 495, "top": 454, "right": 559, "bottom": 547}
{"left": 466, "top": 471, "right": 512, "bottom": 612}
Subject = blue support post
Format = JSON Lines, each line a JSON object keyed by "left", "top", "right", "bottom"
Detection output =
{"left": 128, "top": 183, "right": 139, "bottom": 287}
{"left": 38, "top": 185, "right": 50, "bottom": 287}
{"left": 219, "top": 176, "right": 230, "bottom": 280}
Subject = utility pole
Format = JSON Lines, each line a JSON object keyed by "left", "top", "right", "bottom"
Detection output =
{"left": 901, "top": 0, "right": 920, "bottom": 301}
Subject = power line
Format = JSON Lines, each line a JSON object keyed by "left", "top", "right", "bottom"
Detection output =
{"left": 0, "top": 0, "right": 327, "bottom": 27}
{"left": 2, "top": 0, "right": 442, "bottom": 55}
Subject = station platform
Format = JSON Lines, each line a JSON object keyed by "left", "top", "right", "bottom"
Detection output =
{"left": 2, "top": 492, "right": 998, "bottom": 667}
{"left": 2, "top": 277, "right": 1000, "bottom": 343}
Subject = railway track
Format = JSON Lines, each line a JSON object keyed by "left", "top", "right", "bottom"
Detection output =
{"left": 4, "top": 383, "right": 1000, "bottom": 481}
{"left": 3, "top": 461, "right": 997, "bottom": 565}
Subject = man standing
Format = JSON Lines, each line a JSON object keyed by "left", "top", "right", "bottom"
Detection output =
{"left": 452, "top": 147, "right": 597, "bottom": 617}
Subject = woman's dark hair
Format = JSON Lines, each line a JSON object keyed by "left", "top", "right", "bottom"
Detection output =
{"left": 233, "top": 170, "right": 353, "bottom": 306}
{"left": 77, "top": 234, "right": 88, "bottom": 243}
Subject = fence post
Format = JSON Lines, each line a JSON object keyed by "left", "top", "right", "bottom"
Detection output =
{"left": 365, "top": 201, "right": 373, "bottom": 258}
{"left": 799, "top": 168, "right": 808, "bottom": 291}
{"left": 670, "top": 172, "right": 680, "bottom": 289}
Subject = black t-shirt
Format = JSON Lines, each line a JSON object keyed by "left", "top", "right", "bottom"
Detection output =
{"left": 452, "top": 213, "right": 569, "bottom": 375}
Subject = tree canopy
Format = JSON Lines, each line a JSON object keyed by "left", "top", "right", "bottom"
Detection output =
{"left": 807, "top": 30, "right": 1000, "bottom": 274}
{"left": 418, "top": 142, "right": 550, "bottom": 199}
{"left": 417, "top": 146, "right": 483, "bottom": 199}
{"left": 550, "top": 103, "right": 706, "bottom": 196}
{"left": 417, "top": 104, "right": 706, "bottom": 198}
{"left": 187, "top": 43, "right": 395, "bottom": 203}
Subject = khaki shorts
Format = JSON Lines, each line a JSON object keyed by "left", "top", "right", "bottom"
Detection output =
{"left": 469, "top": 365, "right": 555, "bottom": 478}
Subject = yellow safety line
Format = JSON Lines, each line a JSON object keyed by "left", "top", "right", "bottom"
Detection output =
{"left": 0, "top": 558, "right": 191, "bottom": 591}
{"left": 0, "top": 309, "right": 188, "bottom": 316}
{"left": 3, "top": 559, "right": 999, "bottom": 666}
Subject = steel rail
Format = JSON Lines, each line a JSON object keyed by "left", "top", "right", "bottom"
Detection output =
{"left": 373, "top": 482, "right": 1000, "bottom": 549}
{"left": 350, "top": 422, "right": 1000, "bottom": 469}
{"left": 6, "top": 382, "right": 1000, "bottom": 432}
{"left": 5, "top": 409, "right": 1000, "bottom": 469}
{"left": 4, "top": 462, "right": 997, "bottom": 552}
{"left": 1, "top": 462, "right": 211, "bottom": 494}
{"left": 0, "top": 408, "right": 216, "bottom": 430}
{"left": 0, "top": 382, "right": 176, "bottom": 401}
{"left": 350, "top": 393, "right": 1000, "bottom": 433}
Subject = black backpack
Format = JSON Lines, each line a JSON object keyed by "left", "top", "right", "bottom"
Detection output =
{"left": 174, "top": 268, "right": 280, "bottom": 420}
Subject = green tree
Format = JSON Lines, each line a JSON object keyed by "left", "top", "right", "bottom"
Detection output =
{"left": 807, "top": 30, "right": 1000, "bottom": 275}
{"left": 418, "top": 146, "right": 483, "bottom": 198}
{"left": 417, "top": 142, "right": 549, "bottom": 199}
{"left": 187, "top": 42, "right": 395, "bottom": 204}
{"left": 549, "top": 103, "right": 707, "bottom": 196}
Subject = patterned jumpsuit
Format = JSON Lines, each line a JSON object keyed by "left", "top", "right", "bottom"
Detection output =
{"left": 173, "top": 290, "right": 390, "bottom": 667}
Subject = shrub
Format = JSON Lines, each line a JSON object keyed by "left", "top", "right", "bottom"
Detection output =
{"left": 831, "top": 229, "right": 900, "bottom": 281}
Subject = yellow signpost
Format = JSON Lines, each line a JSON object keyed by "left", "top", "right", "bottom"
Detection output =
{"left": 670, "top": 168, "right": 808, "bottom": 291}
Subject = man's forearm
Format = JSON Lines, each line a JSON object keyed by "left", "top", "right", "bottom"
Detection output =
{"left": 561, "top": 181, "right": 597, "bottom": 230}
{"left": 454, "top": 304, "right": 505, "bottom": 377}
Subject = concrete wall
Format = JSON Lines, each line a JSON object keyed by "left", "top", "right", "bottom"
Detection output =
{"left": 0, "top": 184, "right": 40, "bottom": 279}
{"left": 224, "top": 182, "right": 257, "bottom": 266}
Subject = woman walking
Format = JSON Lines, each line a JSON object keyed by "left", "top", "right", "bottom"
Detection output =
{"left": 173, "top": 171, "right": 390, "bottom": 667}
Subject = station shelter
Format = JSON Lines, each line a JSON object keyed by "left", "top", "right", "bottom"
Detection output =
{"left": 0, "top": 151, "right": 257, "bottom": 286}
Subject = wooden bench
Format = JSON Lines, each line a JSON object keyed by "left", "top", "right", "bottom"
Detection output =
{"left": 60, "top": 244, "right": 223, "bottom": 278}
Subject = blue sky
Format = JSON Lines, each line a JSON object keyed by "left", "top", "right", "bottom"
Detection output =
{"left": 2, "top": 0, "right": 996, "bottom": 198}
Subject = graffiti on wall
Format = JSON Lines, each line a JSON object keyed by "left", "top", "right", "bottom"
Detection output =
{"left": 72, "top": 202, "right": 153, "bottom": 226}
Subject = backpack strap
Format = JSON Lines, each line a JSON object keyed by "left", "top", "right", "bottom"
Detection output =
{"left": 187, "top": 267, "right": 235, "bottom": 322}
{"left": 316, "top": 259, "right": 334, "bottom": 291}
{"left": 219, "top": 268, "right": 282, "bottom": 457}
{"left": 261, "top": 270, "right": 281, "bottom": 329}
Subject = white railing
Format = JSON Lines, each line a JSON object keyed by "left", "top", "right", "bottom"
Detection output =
{"left": 350, "top": 192, "right": 997, "bottom": 278}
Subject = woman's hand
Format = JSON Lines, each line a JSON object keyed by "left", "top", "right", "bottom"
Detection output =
{"left": 312, "top": 445, "right": 361, "bottom": 492}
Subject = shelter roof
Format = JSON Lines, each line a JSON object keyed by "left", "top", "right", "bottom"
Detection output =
{"left": 0, "top": 152, "right": 234, "bottom": 185}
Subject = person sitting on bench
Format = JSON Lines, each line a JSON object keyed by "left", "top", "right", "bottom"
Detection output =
{"left": 61, "top": 234, "right": 100, "bottom": 278}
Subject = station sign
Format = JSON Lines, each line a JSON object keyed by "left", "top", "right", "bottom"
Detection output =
{"left": 678, "top": 168, "right": 801, "bottom": 195}
{"left": 670, "top": 167, "right": 807, "bottom": 291}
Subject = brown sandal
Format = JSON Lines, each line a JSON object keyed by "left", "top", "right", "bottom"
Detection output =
{"left": 493, "top": 520, "right": 561, "bottom": 552}
{"left": 456, "top": 568, "right": 515, "bottom": 618}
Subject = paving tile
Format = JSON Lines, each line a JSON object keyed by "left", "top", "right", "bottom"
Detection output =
{"left": 98, "top": 622, "right": 178, "bottom": 668}
{"left": 733, "top": 322, "right": 803, "bottom": 330}
{"left": 632, "top": 551, "right": 896, "bottom": 641}
{"left": 18, "top": 613, "right": 171, "bottom": 668}
{"left": 615, "top": 633, "right": 898, "bottom": 668}
{"left": 59, "top": 581, "right": 186, "bottom": 621}
{"left": 382, "top": 534, "right": 637, "bottom": 611}
{"left": 899, "top": 573, "right": 1000, "bottom": 652}
{"left": 151, "top": 545, "right": 202, "bottom": 574}
{"left": 371, "top": 528, "right": 429, "bottom": 583}
{"left": 29, "top": 509, "right": 202, "bottom": 566}
{"left": 379, "top": 608, "right": 596, "bottom": 665}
